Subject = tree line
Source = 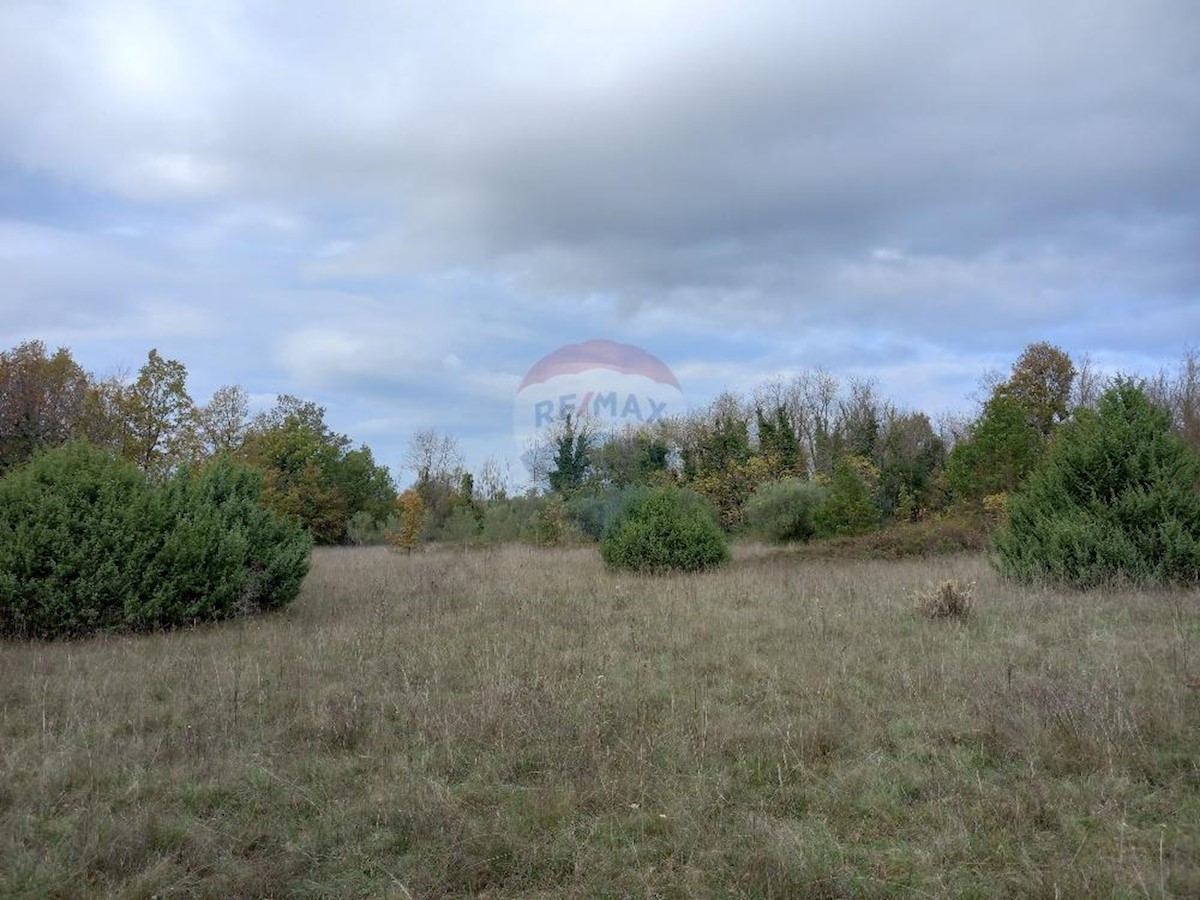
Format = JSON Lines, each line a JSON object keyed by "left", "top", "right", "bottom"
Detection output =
{"left": 399, "top": 341, "right": 1200, "bottom": 549}
{"left": 4, "top": 338, "right": 1197, "bottom": 550}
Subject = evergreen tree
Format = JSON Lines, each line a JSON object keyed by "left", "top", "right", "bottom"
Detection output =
{"left": 814, "top": 455, "right": 879, "bottom": 537}
{"left": 548, "top": 412, "right": 594, "bottom": 497}
{"left": 993, "top": 381, "right": 1200, "bottom": 586}
{"left": 756, "top": 404, "right": 804, "bottom": 477}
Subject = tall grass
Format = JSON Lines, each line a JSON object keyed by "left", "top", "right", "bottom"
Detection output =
{"left": 1, "top": 545, "right": 1197, "bottom": 897}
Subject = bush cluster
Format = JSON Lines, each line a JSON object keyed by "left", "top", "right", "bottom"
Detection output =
{"left": 601, "top": 488, "right": 728, "bottom": 573}
{"left": 792, "top": 515, "right": 986, "bottom": 559}
{"left": 745, "top": 478, "right": 828, "bottom": 543}
{"left": 993, "top": 382, "right": 1200, "bottom": 587}
{"left": 0, "top": 443, "right": 311, "bottom": 639}
{"left": 567, "top": 484, "right": 652, "bottom": 540}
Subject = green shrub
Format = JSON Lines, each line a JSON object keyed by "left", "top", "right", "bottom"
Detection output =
{"left": 0, "top": 444, "right": 311, "bottom": 639}
{"left": 745, "top": 478, "right": 828, "bottom": 543}
{"left": 439, "top": 506, "right": 482, "bottom": 545}
{"left": 346, "top": 510, "right": 389, "bottom": 546}
{"left": 814, "top": 456, "right": 879, "bottom": 537}
{"left": 601, "top": 487, "right": 728, "bottom": 573}
{"left": 568, "top": 484, "right": 652, "bottom": 540}
{"left": 532, "top": 496, "right": 571, "bottom": 547}
{"left": 992, "top": 381, "right": 1200, "bottom": 587}
{"left": 132, "top": 457, "right": 312, "bottom": 626}
{"left": 475, "top": 495, "right": 546, "bottom": 545}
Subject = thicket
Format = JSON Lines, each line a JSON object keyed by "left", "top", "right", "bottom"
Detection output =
{"left": 568, "top": 484, "right": 653, "bottom": 540}
{"left": 993, "top": 382, "right": 1200, "bottom": 586}
{"left": 0, "top": 443, "right": 311, "bottom": 639}
{"left": 813, "top": 456, "right": 880, "bottom": 537}
{"left": 745, "top": 478, "right": 828, "bottom": 543}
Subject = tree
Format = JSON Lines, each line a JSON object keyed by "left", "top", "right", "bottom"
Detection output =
{"left": 334, "top": 445, "right": 397, "bottom": 524}
{"left": 796, "top": 369, "right": 839, "bottom": 476}
{"left": 194, "top": 384, "right": 250, "bottom": 456}
{"left": 836, "top": 378, "right": 882, "bottom": 462}
{"left": 477, "top": 456, "right": 511, "bottom": 502}
{"left": 946, "top": 394, "right": 1044, "bottom": 503}
{"left": 1145, "top": 347, "right": 1200, "bottom": 455}
{"left": 995, "top": 341, "right": 1075, "bottom": 437}
{"left": 403, "top": 429, "right": 463, "bottom": 534}
{"left": 1071, "top": 352, "right": 1104, "bottom": 411}
{"left": 392, "top": 489, "right": 426, "bottom": 553}
{"left": 548, "top": 412, "right": 594, "bottom": 497}
{"left": 875, "top": 411, "right": 945, "bottom": 520}
{"left": 755, "top": 404, "right": 805, "bottom": 478}
{"left": 682, "top": 402, "right": 751, "bottom": 479}
{"left": 240, "top": 395, "right": 359, "bottom": 544}
{"left": 403, "top": 428, "right": 463, "bottom": 485}
{"left": 814, "top": 455, "right": 879, "bottom": 537}
{"left": 592, "top": 428, "right": 672, "bottom": 488}
{"left": 993, "top": 381, "right": 1200, "bottom": 586}
{"left": 678, "top": 402, "right": 763, "bottom": 529}
{"left": 0, "top": 341, "right": 92, "bottom": 474}
{"left": 112, "top": 349, "right": 195, "bottom": 477}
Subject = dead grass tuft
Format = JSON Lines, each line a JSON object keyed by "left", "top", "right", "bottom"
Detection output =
{"left": 913, "top": 579, "right": 975, "bottom": 618}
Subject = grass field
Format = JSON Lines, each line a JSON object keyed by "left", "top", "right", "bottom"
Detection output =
{"left": 2, "top": 545, "right": 1199, "bottom": 898}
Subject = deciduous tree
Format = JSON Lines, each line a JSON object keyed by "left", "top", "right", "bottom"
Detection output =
{"left": 0, "top": 341, "right": 91, "bottom": 474}
{"left": 112, "top": 349, "right": 195, "bottom": 477}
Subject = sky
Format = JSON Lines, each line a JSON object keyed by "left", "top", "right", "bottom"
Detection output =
{"left": 2, "top": 0, "right": 1198, "bottom": 487}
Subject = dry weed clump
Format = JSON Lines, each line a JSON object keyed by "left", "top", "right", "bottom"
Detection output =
{"left": 913, "top": 579, "right": 975, "bottom": 618}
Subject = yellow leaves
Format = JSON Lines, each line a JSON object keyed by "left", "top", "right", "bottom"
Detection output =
{"left": 392, "top": 489, "right": 427, "bottom": 553}
{"left": 982, "top": 492, "right": 1009, "bottom": 525}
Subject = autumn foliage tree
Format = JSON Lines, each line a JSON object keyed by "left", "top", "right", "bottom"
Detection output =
{"left": 240, "top": 396, "right": 395, "bottom": 545}
{"left": 0, "top": 341, "right": 92, "bottom": 475}
{"left": 995, "top": 341, "right": 1075, "bottom": 437}
{"left": 392, "top": 489, "right": 427, "bottom": 553}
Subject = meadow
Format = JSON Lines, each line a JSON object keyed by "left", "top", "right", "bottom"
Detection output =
{"left": 1, "top": 544, "right": 1198, "bottom": 898}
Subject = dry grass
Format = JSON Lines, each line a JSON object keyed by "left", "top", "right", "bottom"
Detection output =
{"left": 1, "top": 544, "right": 1198, "bottom": 897}
{"left": 913, "top": 580, "right": 975, "bottom": 619}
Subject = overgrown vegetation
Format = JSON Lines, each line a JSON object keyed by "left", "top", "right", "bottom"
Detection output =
{"left": 1, "top": 546, "right": 1196, "bottom": 896}
{"left": 0, "top": 443, "right": 311, "bottom": 639}
{"left": 793, "top": 514, "right": 987, "bottom": 560}
{"left": 7, "top": 339, "right": 1200, "bottom": 566}
{"left": 0, "top": 342, "right": 395, "bottom": 545}
{"left": 745, "top": 477, "right": 828, "bottom": 543}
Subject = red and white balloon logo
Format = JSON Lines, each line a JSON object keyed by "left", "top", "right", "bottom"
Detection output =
{"left": 513, "top": 339, "right": 687, "bottom": 470}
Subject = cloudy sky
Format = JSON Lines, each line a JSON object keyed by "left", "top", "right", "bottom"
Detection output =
{"left": 2, "top": 0, "right": 1197, "bottom": 485}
